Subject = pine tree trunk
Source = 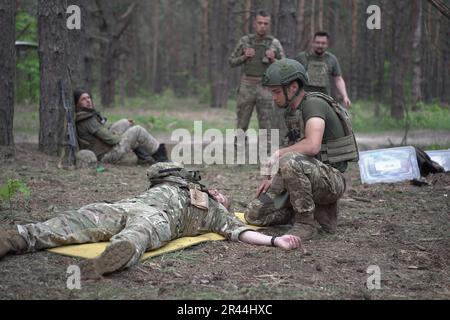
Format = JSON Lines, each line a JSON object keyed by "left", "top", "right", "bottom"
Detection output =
{"left": 310, "top": 0, "right": 316, "bottom": 41}
{"left": 0, "top": 0, "right": 16, "bottom": 146}
{"left": 296, "top": 0, "right": 306, "bottom": 51}
{"left": 411, "top": 0, "right": 423, "bottom": 111}
{"left": 38, "top": 0, "right": 73, "bottom": 155}
{"left": 350, "top": 0, "right": 358, "bottom": 101}
{"left": 67, "top": 0, "right": 88, "bottom": 88}
{"left": 390, "top": 1, "right": 411, "bottom": 119}
{"left": 318, "top": 0, "right": 324, "bottom": 31}
{"left": 100, "top": 44, "right": 115, "bottom": 107}
{"left": 208, "top": 0, "right": 231, "bottom": 108}
{"left": 200, "top": 0, "right": 209, "bottom": 85}
{"left": 151, "top": 0, "right": 161, "bottom": 93}
{"left": 277, "top": 0, "right": 297, "bottom": 58}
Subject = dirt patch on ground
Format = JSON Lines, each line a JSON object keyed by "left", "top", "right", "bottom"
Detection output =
{"left": 0, "top": 144, "right": 449, "bottom": 300}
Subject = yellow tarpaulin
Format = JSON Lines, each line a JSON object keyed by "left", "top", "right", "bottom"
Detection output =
{"left": 47, "top": 212, "right": 260, "bottom": 261}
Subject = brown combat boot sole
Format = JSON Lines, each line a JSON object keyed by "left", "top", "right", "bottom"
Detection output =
{"left": 80, "top": 240, "right": 136, "bottom": 280}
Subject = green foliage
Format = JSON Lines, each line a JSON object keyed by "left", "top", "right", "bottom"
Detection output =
{"left": 16, "top": 11, "right": 38, "bottom": 42}
{"left": 0, "top": 179, "right": 30, "bottom": 202}
{"left": 351, "top": 101, "right": 450, "bottom": 133}
{"left": 196, "top": 84, "right": 211, "bottom": 105}
{"left": 145, "top": 113, "right": 188, "bottom": 132}
{"left": 16, "top": 11, "right": 40, "bottom": 104}
{"left": 16, "top": 52, "right": 40, "bottom": 103}
{"left": 13, "top": 108, "right": 39, "bottom": 134}
{"left": 0, "top": 179, "right": 31, "bottom": 216}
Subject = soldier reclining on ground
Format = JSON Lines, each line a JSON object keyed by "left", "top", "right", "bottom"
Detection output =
{"left": 0, "top": 162, "right": 302, "bottom": 280}
{"left": 74, "top": 89, "right": 168, "bottom": 165}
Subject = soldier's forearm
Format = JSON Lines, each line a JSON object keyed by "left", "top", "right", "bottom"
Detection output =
{"left": 239, "top": 230, "right": 273, "bottom": 247}
{"left": 229, "top": 55, "right": 247, "bottom": 67}
{"left": 95, "top": 127, "right": 121, "bottom": 145}
{"left": 335, "top": 77, "right": 349, "bottom": 99}
{"left": 280, "top": 138, "right": 321, "bottom": 158}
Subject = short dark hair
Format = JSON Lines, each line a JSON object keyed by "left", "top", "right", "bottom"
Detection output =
{"left": 73, "top": 88, "right": 91, "bottom": 106}
{"left": 314, "top": 31, "right": 330, "bottom": 40}
{"left": 294, "top": 79, "right": 305, "bottom": 91}
{"left": 256, "top": 10, "right": 270, "bottom": 18}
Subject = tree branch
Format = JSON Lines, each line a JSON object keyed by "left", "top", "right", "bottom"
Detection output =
{"left": 427, "top": 0, "right": 450, "bottom": 19}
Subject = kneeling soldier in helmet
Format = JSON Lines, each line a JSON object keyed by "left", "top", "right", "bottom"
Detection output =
{"left": 245, "top": 59, "right": 359, "bottom": 239}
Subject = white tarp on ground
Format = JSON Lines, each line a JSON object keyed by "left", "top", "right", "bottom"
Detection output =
{"left": 359, "top": 146, "right": 421, "bottom": 184}
{"left": 426, "top": 150, "right": 450, "bottom": 172}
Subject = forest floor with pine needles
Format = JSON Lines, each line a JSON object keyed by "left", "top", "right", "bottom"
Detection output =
{"left": 0, "top": 142, "right": 449, "bottom": 300}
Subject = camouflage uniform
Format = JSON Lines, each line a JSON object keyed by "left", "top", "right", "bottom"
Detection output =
{"left": 246, "top": 61, "right": 351, "bottom": 232}
{"left": 295, "top": 51, "right": 343, "bottom": 96}
{"left": 245, "top": 152, "right": 346, "bottom": 228}
{"left": 100, "top": 125, "right": 159, "bottom": 164}
{"left": 17, "top": 174, "right": 251, "bottom": 269}
{"left": 76, "top": 108, "right": 159, "bottom": 164}
{"left": 229, "top": 35, "right": 285, "bottom": 133}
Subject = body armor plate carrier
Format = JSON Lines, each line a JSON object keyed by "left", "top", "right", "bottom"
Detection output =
{"left": 286, "top": 92, "right": 359, "bottom": 165}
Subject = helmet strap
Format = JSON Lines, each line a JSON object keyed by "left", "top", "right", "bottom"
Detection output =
{"left": 282, "top": 83, "right": 301, "bottom": 109}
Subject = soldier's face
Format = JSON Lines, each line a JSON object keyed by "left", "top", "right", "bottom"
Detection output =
{"left": 270, "top": 83, "right": 300, "bottom": 108}
{"left": 254, "top": 16, "right": 271, "bottom": 37}
{"left": 77, "top": 93, "right": 93, "bottom": 109}
{"left": 269, "top": 87, "right": 287, "bottom": 108}
{"left": 312, "top": 36, "right": 329, "bottom": 55}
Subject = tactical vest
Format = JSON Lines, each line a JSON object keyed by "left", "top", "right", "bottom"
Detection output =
{"left": 305, "top": 53, "right": 330, "bottom": 89}
{"left": 244, "top": 35, "right": 276, "bottom": 77}
{"left": 147, "top": 165, "right": 206, "bottom": 191}
{"left": 284, "top": 92, "right": 359, "bottom": 165}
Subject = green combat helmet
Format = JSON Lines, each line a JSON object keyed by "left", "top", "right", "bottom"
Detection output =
{"left": 146, "top": 162, "right": 204, "bottom": 189}
{"left": 263, "top": 59, "right": 309, "bottom": 108}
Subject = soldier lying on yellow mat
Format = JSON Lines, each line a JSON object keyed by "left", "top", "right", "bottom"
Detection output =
{"left": 0, "top": 162, "right": 302, "bottom": 280}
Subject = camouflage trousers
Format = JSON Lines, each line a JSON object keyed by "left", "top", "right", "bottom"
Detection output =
{"left": 101, "top": 121, "right": 159, "bottom": 164}
{"left": 17, "top": 202, "right": 171, "bottom": 268}
{"left": 245, "top": 152, "right": 346, "bottom": 227}
{"left": 17, "top": 186, "right": 248, "bottom": 269}
{"left": 236, "top": 77, "right": 273, "bottom": 132}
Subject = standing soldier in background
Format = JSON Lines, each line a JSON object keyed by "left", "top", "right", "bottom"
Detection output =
{"left": 229, "top": 10, "right": 285, "bottom": 146}
{"left": 295, "top": 32, "right": 352, "bottom": 109}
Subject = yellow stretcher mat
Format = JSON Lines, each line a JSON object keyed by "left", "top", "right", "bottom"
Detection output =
{"left": 47, "top": 213, "right": 259, "bottom": 261}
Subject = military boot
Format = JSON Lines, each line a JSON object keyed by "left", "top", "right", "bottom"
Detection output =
{"left": 0, "top": 228, "right": 27, "bottom": 259}
{"left": 152, "top": 143, "right": 169, "bottom": 162}
{"left": 314, "top": 202, "right": 338, "bottom": 234}
{"left": 294, "top": 213, "right": 320, "bottom": 241}
{"left": 80, "top": 240, "right": 136, "bottom": 280}
{"left": 134, "top": 147, "right": 155, "bottom": 165}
